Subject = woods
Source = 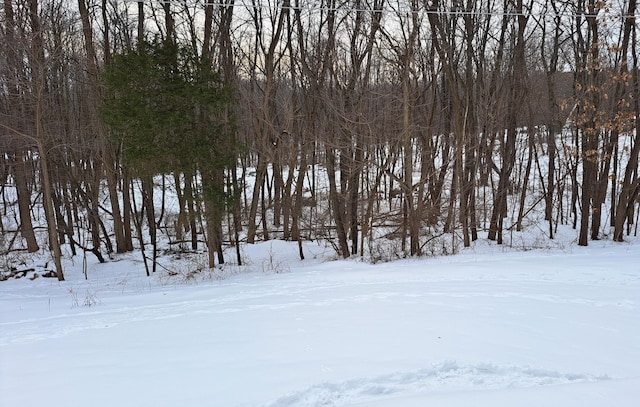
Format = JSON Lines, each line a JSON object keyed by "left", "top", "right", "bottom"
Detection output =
{"left": 1, "top": 0, "right": 639, "bottom": 279}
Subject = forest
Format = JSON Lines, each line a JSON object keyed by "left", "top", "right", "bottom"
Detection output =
{"left": 1, "top": 0, "right": 639, "bottom": 281}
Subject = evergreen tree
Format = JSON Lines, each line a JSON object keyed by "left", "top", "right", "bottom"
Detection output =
{"left": 100, "top": 39, "right": 236, "bottom": 267}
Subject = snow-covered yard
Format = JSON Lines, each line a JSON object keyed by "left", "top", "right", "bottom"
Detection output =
{"left": 1, "top": 237, "right": 639, "bottom": 406}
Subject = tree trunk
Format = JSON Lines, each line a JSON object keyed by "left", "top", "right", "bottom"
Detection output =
{"left": 13, "top": 153, "right": 39, "bottom": 252}
{"left": 203, "top": 170, "right": 225, "bottom": 268}
{"left": 141, "top": 176, "right": 157, "bottom": 273}
{"left": 122, "top": 167, "right": 134, "bottom": 251}
{"left": 247, "top": 159, "right": 267, "bottom": 243}
{"left": 29, "top": 0, "right": 64, "bottom": 280}
{"left": 326, "top": 146, "right": 351, "bottom": 258}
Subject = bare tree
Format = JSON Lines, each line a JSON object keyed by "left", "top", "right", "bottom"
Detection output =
{"left": 613, "top": 0, "right": 639, "bottom": 241}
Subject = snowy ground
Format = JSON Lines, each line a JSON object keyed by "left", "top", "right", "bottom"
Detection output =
{"left": 1, "top": 236, "right": 640, "bottom": 407}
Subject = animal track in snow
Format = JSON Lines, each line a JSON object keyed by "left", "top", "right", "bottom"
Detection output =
{"left": 263, "top": 361, "right": 610, "bottom": 407}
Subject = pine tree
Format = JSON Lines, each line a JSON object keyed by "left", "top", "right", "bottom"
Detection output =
{"left": 100, "top": 39, "right": 236, "bottom": 269}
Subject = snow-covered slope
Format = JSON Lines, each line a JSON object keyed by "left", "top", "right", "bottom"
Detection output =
{"left": 1, "top": 239, "right": 639, "bottom": 406}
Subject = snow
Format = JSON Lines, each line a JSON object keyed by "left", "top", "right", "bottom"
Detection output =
{"left": 1, "top": 237, "right": 639, "bottom": 407}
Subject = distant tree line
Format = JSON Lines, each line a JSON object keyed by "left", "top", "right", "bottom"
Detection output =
{"left": 1, "top": 0, "right": 638, "bottom": 280}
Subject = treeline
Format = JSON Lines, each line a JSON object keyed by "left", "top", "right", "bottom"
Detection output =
{"left": 1, "top": 0, "right": 639, "bottom": 281}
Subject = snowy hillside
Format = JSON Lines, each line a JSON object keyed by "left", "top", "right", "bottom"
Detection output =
{"left": 1, "top": 237, "right": 639, "bottom": 407}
